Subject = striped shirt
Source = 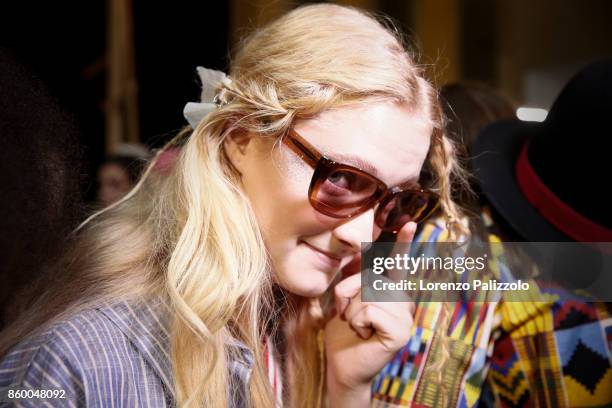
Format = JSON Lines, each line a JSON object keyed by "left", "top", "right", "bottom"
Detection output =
{"left": 0, "top": 297, "right": 254, "bottom": 407}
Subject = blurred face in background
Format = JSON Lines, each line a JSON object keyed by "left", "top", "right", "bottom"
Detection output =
{"left": 97, "top": 162, "right": 132, "bottom": 205}
{"left": 225, "top": 101, "right": 432, "bottom": 297}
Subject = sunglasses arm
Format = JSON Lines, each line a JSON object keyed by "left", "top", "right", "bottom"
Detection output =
{"left": 283, "top": 130, "right": 321, "bottom": 168}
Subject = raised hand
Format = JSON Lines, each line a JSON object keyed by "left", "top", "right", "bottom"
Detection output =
{"left": 324, "top": 221, "right": 417, "bottom": 407}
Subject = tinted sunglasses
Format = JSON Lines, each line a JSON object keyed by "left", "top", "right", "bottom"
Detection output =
{"left": 282, "top": 128, "right": 440, "bottom": 233}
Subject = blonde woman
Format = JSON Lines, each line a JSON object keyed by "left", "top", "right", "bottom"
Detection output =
{"left": 0, "top": 4, "right": 466, "bottom": 407}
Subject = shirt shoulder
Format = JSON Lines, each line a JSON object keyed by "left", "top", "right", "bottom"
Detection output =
{"left": 0, "top": 299, "right": 173, "bottom": 407}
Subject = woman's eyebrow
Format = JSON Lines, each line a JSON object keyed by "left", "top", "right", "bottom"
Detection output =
{"left": 326, "top": 152, "right": 379, "bottom": 176}
{"left": 324, "top": 151, "right": 420, "bottom": 187}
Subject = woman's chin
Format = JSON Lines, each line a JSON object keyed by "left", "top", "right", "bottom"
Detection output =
{"left": 276, "top": 268, "right": 334, "bottom": 297}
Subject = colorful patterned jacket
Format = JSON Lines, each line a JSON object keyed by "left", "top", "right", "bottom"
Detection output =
{"left": 371, "top": 214, "right": 612, "bottom": 407}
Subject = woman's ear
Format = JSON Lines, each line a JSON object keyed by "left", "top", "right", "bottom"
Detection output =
{"left": 223, "top": 129, "right": 253, "bottom": 175}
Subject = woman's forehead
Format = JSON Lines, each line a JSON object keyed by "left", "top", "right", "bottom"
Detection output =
{"left": 292, "top": 102, "right": 432, "bottom": 185}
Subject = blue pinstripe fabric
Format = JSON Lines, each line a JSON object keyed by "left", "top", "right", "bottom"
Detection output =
{"left": 0, "top": 297, "right": 254, "bottom": 407}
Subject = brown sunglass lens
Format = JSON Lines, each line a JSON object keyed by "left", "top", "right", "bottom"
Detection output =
{"left": 376, "top": 191, "right": 434, "bottom": 231}
{"left": 311, "top": 168, "right": 380, "bottom": 217}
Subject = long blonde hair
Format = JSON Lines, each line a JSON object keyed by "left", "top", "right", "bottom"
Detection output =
{"left": 0, "top": 4, "right": 468, "bottom": 407}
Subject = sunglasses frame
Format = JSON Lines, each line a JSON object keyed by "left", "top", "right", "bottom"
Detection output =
{"left": 282, "top": 128, "right": 440, "bottom": 232}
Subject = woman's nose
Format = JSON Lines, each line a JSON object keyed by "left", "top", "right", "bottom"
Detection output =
{"left": 331, "top": 208, "right": 379, "bottom": 253}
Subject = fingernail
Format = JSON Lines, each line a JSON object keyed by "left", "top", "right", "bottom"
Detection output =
{"left": 360, "top": 328, "right": 373, "bottom": 340}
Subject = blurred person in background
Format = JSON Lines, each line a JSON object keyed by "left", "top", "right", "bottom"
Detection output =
{"left": 0, "top": 49, "right": 85, "bottom": 330}
{"left": 97, "top": 143, "right": 151, "bottom": 205}
{"left": 440, "top": 81, "right": 517, "bottom": 223}
{"left": 441, "top": 81, "right": 516, "bottom": 153}
{"left": 469, "top": 59, "right": 612, "bottom": 407}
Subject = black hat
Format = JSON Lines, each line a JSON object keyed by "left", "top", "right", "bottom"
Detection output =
{"left": 471, "top": 59, "right": 612, "bottom": 242}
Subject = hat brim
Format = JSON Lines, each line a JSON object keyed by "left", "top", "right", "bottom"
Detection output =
{"left": 470, "top": 119, "right": 570, "bottom": 242}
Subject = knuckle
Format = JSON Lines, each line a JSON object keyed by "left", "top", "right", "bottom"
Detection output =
{"left": 334, "top": 283, "right": 344, "bottom": 298}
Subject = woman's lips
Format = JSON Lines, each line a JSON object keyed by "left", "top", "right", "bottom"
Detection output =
{"left": 301, "top": 241, "right": 342, "bottom": 269}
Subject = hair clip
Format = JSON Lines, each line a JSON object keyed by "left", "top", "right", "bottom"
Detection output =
{"left": 183, "top": 67, "right": 232, "bottom": 128}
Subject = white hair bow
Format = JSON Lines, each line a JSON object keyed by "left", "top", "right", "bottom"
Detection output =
{"left": 183, "top": 67, "right": 232, "bottom": 128}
